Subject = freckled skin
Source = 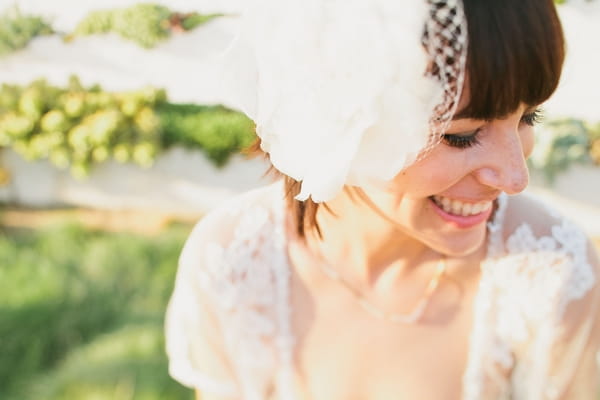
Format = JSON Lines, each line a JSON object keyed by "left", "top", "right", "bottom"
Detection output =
{"left": 362, "top": 104, "right": 535, "bottom": 258}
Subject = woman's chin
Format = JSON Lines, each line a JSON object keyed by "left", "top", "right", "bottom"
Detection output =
{"left": 427, "top": 228, "right": 489, "bottom": 258}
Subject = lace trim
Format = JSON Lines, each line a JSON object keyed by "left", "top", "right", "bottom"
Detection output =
{"left": 464, "top": 193, "right": 596, "bottom": 400}
{"left": 197, "top": 184, "right": 298, "bottom": 400}
{"left": 201, "top": 200, "right": 280, "bottom": 399}
{"left": 504, "top": 219, "right": 595, "bottom": 317}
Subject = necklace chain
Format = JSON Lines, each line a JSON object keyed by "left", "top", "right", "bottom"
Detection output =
{"left": 317, "top": 258, "right": 447, "bottom": 324}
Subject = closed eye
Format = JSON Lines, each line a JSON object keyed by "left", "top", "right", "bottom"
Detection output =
{"left": 442, "top": 129, "right": 482, "bottom": 149}
{"left": 443, "top": 108, "right": 543, "bottom": 149}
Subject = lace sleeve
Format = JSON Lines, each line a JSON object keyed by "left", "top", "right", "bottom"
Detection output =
{"left": 541, "top": 242, "right": 600, "bottom": 400}
{"left": 493, "top": 195, "right": 600, "bottom": 400}
{"left": 165, "top": 211, "right": 240, "bottom": 399}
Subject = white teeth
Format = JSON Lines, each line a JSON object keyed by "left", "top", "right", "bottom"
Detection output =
{"left": 462, "top": 203, "right": 472, "bottom": 215}
{"left": 433, "top": 196, "right": 493, "bottom": 217}
{"left": 451, "top": 200, "right": 462, "bottom": 215}
{"left": 441, "top": 197, "right": 451, "bottom": 208}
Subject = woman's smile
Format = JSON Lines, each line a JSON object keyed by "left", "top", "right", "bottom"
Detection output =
{"left": 428, "top": 195, "right": 494, "bottom": 229}
{"left": 430, "top": 195, "right": 493, "bottom": 216}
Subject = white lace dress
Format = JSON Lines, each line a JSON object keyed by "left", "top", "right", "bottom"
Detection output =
{"left": 165, "top": 182, "right": 600, "bottom": 400}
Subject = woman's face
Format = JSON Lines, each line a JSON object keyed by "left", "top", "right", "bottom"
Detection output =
{"left": 378, "top": 103, "right": 537, "bottom": 257}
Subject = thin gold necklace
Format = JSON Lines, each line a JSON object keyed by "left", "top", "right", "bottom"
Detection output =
{"left": 317, "top": 258, "right": 447, "bottom": 324}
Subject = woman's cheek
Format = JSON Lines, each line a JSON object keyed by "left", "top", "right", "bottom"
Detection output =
{"left": 521, "top": 125, "right": 535, "bottom": 160}
{"left": 390, "top": 143, "right": 469, "bottom": 196}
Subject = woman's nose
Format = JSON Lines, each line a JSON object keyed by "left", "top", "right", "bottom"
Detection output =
{"left": 473, "top": 130, "right": 530, "bottom": 195}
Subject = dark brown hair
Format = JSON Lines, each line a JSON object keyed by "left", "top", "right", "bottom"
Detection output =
{"left": 456, "top": 0, "right": 565, "bottom": 120}
{"left": 252, "top": 0, "right": 565, "bottom": 238}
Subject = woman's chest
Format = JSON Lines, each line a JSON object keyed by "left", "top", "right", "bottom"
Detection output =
{"left": 287, "top": 271, "right": 478, "bottom": 400}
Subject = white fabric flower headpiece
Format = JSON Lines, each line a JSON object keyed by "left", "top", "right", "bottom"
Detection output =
{"left": 219, "top": 0, "right": 468, "bottom": 202}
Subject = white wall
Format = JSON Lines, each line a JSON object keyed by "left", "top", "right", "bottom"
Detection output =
{"left": 0, "top": 147, "right": 271, "bottom": 214}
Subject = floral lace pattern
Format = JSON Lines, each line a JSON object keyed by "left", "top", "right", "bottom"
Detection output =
{"left": 463, "top": 193, "right": 597, "bottom": 400}
{"left": 167, "top": 187, "right": 597, "bottom": 400}
{"left": 195, "top": 187, "right": 296, "bottom": 400}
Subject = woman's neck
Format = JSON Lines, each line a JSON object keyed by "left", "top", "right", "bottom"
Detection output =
{"left": 305, "top": 188, "right": 438, "bottom": 287}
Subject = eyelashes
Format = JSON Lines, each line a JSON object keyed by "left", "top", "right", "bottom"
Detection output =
{"left": 442, "top": 131, "right": 482, "bottom": 149}
{"left": 442, "top": 108, "right": 543, "bottom": 149}
{"left": 520, "top": 108, "right": 543, "bottom": 126}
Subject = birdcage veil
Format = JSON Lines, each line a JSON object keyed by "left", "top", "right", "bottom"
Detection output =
{"left": 219, "top": 0, "right": 468, "bottom": 202}
{"left": 420, "top": 0, "right": 468, "bottom": 160}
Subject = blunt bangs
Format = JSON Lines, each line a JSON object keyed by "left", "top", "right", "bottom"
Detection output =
{"left": 456, "top": 0, "right": 565, "bottom": 120}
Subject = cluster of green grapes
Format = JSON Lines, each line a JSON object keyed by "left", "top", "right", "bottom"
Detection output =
{"left": 70, "top": 3, "right": 222, "bottom": 48}
{"left": 0, "top": 76, "right": 164, "bottom": 179}
{"left": 0, "top": 7, "right": 53, "bottom": 57}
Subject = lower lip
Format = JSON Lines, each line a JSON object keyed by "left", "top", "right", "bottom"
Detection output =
{"left": 429, "top": 198, "right": 493, "bottom": 229}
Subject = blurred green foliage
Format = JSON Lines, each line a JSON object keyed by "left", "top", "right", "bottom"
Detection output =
{"left": 0, "top": 76, "right": 256, "bottom": 177}
{"left": 0, "top": 77, "right": 165, "bottom": 179}
{"left": 0, "top": 221, "right": 194, "bottom": 400}
{"left": 179, "top": 13, "right": 223, "bottom": 31}
{"left": 158, "top": 103, "right": 256, "bottom": 166}
{"left": 530, "top": 119, "right": 600, "bottom": 182}
{"left": 69, "top": 3, "right": 222, "bottom": 48}
{"left": 0, "top": 2, "right": 223, "bottom": 56}
{"left": 0, "top": 6, "right": 53, "bottom": 57}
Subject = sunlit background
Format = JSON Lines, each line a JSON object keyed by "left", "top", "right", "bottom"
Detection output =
{"left": 0, "top": 1, "right": 599, "bottom": 399}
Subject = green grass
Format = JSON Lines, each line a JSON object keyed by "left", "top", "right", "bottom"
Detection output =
{"left": 0, "top": 221, "right": 194, "bottom": 400}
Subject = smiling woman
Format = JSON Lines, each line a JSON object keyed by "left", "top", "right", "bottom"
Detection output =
{"left": 165, "top": 1, "right": 600, "bottom": 399}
